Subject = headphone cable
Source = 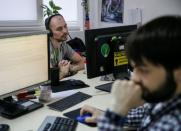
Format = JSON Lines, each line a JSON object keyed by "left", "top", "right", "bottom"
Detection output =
{"left": 68, "top": 33, "right": 73, "bottom": 40}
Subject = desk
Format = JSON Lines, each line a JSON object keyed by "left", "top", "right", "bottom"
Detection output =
{"left": 0, "top": 71, "right": 112, "bottom": 131}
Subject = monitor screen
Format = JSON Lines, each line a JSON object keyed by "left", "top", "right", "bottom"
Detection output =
{"left": 85, "top": 25, "right": 137, "bottom": 79}
{"left": 0, "top": 34, "right": 48, "bottom": 96}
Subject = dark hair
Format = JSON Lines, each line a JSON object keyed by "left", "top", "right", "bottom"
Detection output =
{"left": 45, "top": 14, "right": 63, "bottom": 37}
{"left": 126, "top": 15, "right": 181, "bottom": 70}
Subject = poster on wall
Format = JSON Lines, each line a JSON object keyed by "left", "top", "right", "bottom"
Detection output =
{"left": 101, "top": 0, "right": 124, "bottom": 23}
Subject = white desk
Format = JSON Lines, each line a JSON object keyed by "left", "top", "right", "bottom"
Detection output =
{"left": 0, "top": 71, "right": 112, "bottom": 131}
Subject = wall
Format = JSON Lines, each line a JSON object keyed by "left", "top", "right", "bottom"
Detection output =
{"left": 70, "top": 0, "right": 181, "bottom": 41}
{"left": 89, "top": 0, "right": 181, "bottom": 29}
{"left": 69, "top": 31, "right": 85, "bottom": 42}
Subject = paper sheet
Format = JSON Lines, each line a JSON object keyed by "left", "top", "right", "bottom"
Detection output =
{"left": 51, "top": 90, "right": 78, "bottom": 99}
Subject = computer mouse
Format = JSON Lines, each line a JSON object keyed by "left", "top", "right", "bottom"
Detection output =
{"left": 0, "top": 124, "right": 10, "bottom": 131}
{"left": 76, "top": 113, "right": 92, "bottom": 123}
{"left": 76, "top": 113, "right": 97, "bottom": 127}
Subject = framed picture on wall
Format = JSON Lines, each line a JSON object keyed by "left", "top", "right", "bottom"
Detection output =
{"left": 101, "top": 0, "right": 124, "bottom": 23}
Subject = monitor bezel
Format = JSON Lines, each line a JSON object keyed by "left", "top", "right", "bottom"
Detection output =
{"left": 85, "top": 25, "right": 137, "bottom": 79}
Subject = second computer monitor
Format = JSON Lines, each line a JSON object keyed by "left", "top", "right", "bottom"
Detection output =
{"left": 85, "top": 25, "right": 137, "bottom": 79}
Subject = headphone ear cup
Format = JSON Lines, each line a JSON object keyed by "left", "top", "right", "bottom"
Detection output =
{"left": 45, "top": 17, "right": 52, "bottom": 37}
{"left": 45, "top": 17, "right": 50, "bottom": 30}
{"left": 45, "top": 14, "right": 62, "bottom": 37}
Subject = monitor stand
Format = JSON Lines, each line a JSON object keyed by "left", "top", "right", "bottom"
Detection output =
{"left": 96, "top": 70, "right": 131, "bottom": 92}
{"left": 100, "top": 70, "right": 131, "bottom": 82}
{"left": 100, "top": 74, "right": 115, "bottom": 81}
{"left": 113, "top": 71, "right": 130, "bottom": 80}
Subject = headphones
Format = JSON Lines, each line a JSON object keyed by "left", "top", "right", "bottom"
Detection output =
{"left": 45, "top": 14, "right": 62, "bottom": 37}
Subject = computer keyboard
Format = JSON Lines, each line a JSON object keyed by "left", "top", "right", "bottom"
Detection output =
{"left": 41, "top": 79, "right": 89, "bottom": 93}
{"left": 95, "top": 82, "right": 113, "bottom": 92}
{"left": 47, "top": 92, "right": 92, "bottom": 111}
{"left": 37, "top": 116, "right": 77, "bottom": 131}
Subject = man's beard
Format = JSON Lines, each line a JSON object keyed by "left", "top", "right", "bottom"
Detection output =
{"left": 56, "top": 34, "right": 68, "bottom": 42}
{"left": 140, "top": 71, "right": 176, "bottom": 103}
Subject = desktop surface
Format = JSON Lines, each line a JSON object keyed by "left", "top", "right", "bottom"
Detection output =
{"left": 0, "top": 71, "right": 111, "bottom": 131}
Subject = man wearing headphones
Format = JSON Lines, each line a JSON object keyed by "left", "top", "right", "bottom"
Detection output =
{"left": 45, "top": 14, "right": 84, "bottom": 79}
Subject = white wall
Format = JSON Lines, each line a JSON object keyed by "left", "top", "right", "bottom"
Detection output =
{"left": 69, "top": 30, "right": 85, "bottom": 41}
{"left": 125, "top": 0, "right": 181, "bottom": 23}
{"left": 88, "top": 0, "right": 181, "bottom": 29}
{"left": 70, "top": 0, "right": 181, "bottom": 41}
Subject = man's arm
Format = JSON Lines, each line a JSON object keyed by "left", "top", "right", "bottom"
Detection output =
{"left": 69, "top": 52, "right": 85, "bottom": 73}
{"left": 97, "top": 105, "right": 147, "bottom": 131}
{"left": 58, "top": 53, "right": 84, "bottom": 79}
{"left": 58, "top": 41, "right": 85, "bottom": 79}
{"left": 58, "top": 60, "right": 70, "bottom": 79}
{"left": 97, "top": 80, "right": 145, "bottom": 131}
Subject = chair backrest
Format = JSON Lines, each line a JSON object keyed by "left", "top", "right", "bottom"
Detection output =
{"left": 67, "top": 37, "right": 86, "bottom": 53}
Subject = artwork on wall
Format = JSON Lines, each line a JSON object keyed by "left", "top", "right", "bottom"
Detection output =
{"left": 101, "top": 0, "right": 124, "bottom": 23}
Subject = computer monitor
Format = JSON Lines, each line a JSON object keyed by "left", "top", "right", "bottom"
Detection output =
{"left": 0, "top": 34, "right": 48, "bottom": 97}
{"left": 85, "top": 25, "right": 137, "bottom": 79}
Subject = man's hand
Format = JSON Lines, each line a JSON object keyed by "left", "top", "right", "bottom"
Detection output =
{"left": 110, "top": 80, "right": 144, "bottom": 116}
{"left": 80, "top": 105, "right": 103, "bottom": 123}
{"left": 58, "top": 60, "right": 70, "bottom": 79}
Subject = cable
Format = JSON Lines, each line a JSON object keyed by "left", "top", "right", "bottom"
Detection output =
{"left": 68, "top": 33, "right": 73, "bottom": 40}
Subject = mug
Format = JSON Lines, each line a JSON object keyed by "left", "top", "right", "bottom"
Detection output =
{"left": 39, "top": 85, "right": 52, "bottom": 102}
